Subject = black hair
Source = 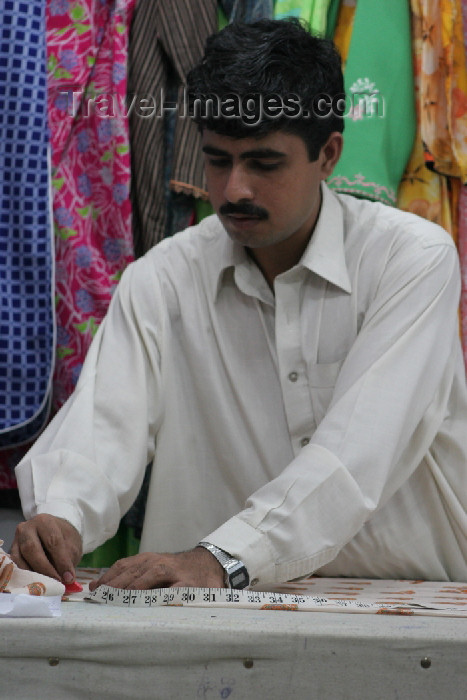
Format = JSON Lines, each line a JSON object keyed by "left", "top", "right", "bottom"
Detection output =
{"left": 187, "top": 18, "right": 345, "bottom": 161}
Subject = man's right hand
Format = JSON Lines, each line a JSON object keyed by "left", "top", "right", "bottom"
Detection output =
{"left": 9, "top": 514, "right": 83, "bottom": 585}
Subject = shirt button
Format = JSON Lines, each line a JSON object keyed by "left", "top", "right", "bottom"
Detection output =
{"left": 300, "top": 437, "right": 310, "bottom": 447}
{"left": 288, "top": 371, "right": 298, "bottom": 382}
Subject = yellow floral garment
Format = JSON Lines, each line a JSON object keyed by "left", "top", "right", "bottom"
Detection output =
{"left": 397, "top": 0, "right": 467, "bottom": 243}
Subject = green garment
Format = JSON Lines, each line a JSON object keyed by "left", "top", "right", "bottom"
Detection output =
{"left": 327, "top": 0, "right": 416, "bottom": 205}
{"left": 274, "top": 0, "right": 338, "bottom": 38}
{"left": 324, "top": 0, "right": 340, "bottom": 39}
{"left": 79, "top": 522, "right": 140, "bottom": 568}
{"left": 218, "top": 3, "right": 228, "bottom": 28}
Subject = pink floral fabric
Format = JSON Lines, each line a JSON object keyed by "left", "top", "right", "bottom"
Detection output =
{"left": 47, "top": 0, "right": 135, "bottom": 409}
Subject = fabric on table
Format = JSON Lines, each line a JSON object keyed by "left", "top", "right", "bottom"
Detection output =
{"left": 47, "top": 0, "right": 135, "bottom": 411}
{"left": 15, "top": 184, "right": 467, "bottom": 585}
{"left": 0, "top": 541, "right": 64, "bottom": 596}
{"left": 127, "top": 0, "right": 217, "bottom": 256}
{"left": 0, "top": 1, "right": 54, "bottom": 450}
{"left": 327, "top": 0, "right": 416, "bottom": 205}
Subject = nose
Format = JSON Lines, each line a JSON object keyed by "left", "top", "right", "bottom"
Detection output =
{"left": 224, "top": 164, "right": 254, "bottom": 203}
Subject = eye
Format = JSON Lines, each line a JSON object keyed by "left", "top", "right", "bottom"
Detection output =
{"left": 207, "top": 158, "right": 231, "bottom": 168}
{"left": 250, "top": 160, "right": 281, "bottom": 172}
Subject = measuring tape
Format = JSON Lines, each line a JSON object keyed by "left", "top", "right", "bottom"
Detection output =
{"left": 86, "top": 585, "right": 415, "bottom": 614}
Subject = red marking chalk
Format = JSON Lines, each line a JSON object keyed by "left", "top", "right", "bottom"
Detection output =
{"left": 64, "top": 581, "right": 83, "bottom": 594}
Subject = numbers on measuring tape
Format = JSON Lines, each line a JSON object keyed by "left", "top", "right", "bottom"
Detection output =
{"left": 87, "top": 584, "right": 340, "bottom": 611}
{"left": 86, "top": 584, "right": 418, "bottom": 615}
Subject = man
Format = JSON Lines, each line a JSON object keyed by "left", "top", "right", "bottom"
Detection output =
{"left": 11, "top": 20, "right": 467, "bottom": 590}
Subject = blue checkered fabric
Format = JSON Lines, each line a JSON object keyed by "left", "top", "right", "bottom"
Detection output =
{"left": 0, "top": 1, "right": 54, "bottom": 447}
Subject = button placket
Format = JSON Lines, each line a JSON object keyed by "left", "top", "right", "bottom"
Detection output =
{"left": 275, "top": 277, "right": 315, "bottom": 455}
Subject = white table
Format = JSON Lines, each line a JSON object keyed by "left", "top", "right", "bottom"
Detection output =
{"left": 1, "top": 596, "right": 466, "bottom": 699}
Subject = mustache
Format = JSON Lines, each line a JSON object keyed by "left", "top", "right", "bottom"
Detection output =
{"left": 219, "top": 202, "right": 268, "bottom": 219}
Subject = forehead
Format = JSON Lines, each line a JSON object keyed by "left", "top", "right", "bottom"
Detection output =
{"left": 201, "top": 129, "right": 308, "bottom": 158}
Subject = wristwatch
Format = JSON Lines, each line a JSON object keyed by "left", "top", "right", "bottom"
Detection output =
{"left": 197, "top": 541, "right": 250, "bottom": 589}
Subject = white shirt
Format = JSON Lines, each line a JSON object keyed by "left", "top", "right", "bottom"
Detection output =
{"left": 16, "top": 184, "right": 467, "bottom": 583}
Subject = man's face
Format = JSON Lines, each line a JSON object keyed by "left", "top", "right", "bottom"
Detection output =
{"left": 202, "top": 129, "right": 338, "bottom": 254}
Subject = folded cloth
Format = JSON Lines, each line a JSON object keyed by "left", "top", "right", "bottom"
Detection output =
{"left": 0, "top": 540, "right": 65, "bottom": 596}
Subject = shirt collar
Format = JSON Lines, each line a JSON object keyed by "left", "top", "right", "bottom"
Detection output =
{"left": 299, "top": 182, "right": 351, "bottom": 293}
{"left": 212, "top": 181, "right": 352, "bottom": 301}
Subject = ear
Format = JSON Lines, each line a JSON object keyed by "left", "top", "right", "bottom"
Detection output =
{"left": 319, "top": 132, "right": 343, "bottom": 178}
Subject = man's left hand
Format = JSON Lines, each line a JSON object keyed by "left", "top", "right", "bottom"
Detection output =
{"left": 88, "top": 547, "right": 225, "bottom": 591}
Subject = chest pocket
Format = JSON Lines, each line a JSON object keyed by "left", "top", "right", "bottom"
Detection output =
{"left": 308, "top": 360, "right": 344, "bottom": 427}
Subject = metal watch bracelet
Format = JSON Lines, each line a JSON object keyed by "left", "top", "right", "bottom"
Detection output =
{"left": 197, "top": 541, "right": 250, "bottom": 589}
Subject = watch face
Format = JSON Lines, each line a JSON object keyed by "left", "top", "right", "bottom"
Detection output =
{"left": 230, "top": 568, "right": 249, "bottom": 589}
{"left": 226, "top": 562, "right": 249, "bottom": 589}
{"left": 198, "top": 543, "right": 249, "bottom": 589}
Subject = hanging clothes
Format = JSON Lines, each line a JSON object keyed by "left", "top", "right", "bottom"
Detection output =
{"left": 0, "top": 0, "right": 54, "bottom": 494}
{"left": 458, "top": 0, "right": 467, "bottom": 372}
{"left": 127, "top": 0, "right": 217, "bottom": 257}
{"left": 332, "top": 0, "right": 356, "bottom": 66}
{"left": 414, "top": 0, "right": 467, "bottom": 181}
{"left": 274, "top": 0, "right": 339, "bottom": 38}
{"left": 0, "top": 0, "right": 54, "bottom": 448}
{"left": 328, "top": 0, "right": 416, "bottom": 206}
{"left": 47, "top": 0, "right": 135, "bottom": 411}
{"left": 459, "top": 186, "right": 467, "bottom": 371}
{"left": 398, "top": 140, "right": 460, "bottom": 241}
{"left": 397, "top": 0, "right": 467, "bottom": 241}
{"left": 0, "top": 0, "right": 55, "bottom": 492}
{"left": 220, "top": 0, "right": 274, "bottom": 22}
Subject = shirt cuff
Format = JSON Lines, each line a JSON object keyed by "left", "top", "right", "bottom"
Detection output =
{"left": 205, "top": 516, "right": 276, "bottom": 586}
{"left": 16, "top": 450, "right": 120, "bottom": 553}
{"left": 35, "top": 502, "right": 83, "bottom": 541}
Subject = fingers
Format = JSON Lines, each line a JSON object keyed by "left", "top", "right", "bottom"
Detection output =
{"left": 10, "top": 515, "right": 82, "bottom": 583}
{"left": 42, "top": 517, "right": 82, "bottom": 581}
{"left": 8, "top": 542, "right": 32, "bottom": 571}
{"left": 89, "top": 554, "right": 173, "bottom": 591}
{"left": 89, "top": 549, "right": 226, "bottom": 591}
{"left": 11, "top": 520, "right": 61, "bottom": 581}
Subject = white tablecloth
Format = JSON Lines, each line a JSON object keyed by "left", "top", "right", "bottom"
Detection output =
{"left": 1, "top": 594, "right": 466, "bottom": 699}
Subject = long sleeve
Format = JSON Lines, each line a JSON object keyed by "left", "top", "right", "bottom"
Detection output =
{"left": 16, "top": 260, "right": 164, "bottom": 553}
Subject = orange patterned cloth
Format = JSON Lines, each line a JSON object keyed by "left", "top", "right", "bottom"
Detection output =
{"left": 397, "top": 0, "right": 467, "bottom": 242}
{"left": 411, "top": 0, "right": 467, "bottom": 181}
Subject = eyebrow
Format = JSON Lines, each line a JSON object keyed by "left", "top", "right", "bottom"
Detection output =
{"left": 202, "top": 145, "right": 287, "bottom": 160}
